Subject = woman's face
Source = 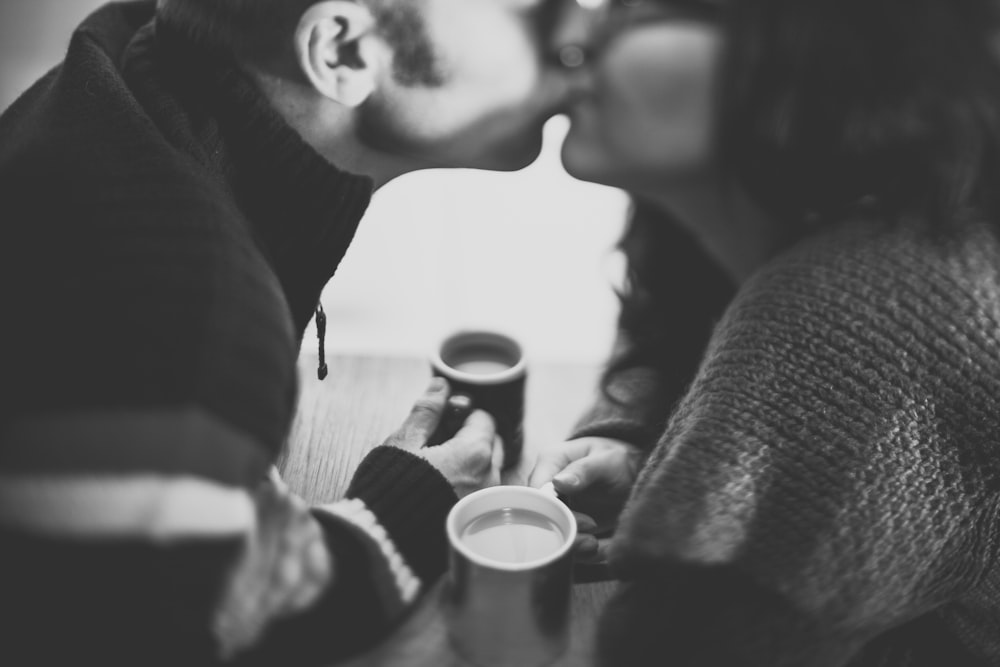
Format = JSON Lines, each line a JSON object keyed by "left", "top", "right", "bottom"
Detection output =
{"left": 561, "top": 0, "right": 725, "bottom": 190}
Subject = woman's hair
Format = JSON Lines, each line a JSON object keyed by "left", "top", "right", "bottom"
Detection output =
{"left": 606, "top": 0, "right": 1000, "bottom": 392}
{"left": 603, "top": 199, "right": 736, "bottom": 400}
{"left": 720, "top": 0, "right": 1000, "bottom": 227}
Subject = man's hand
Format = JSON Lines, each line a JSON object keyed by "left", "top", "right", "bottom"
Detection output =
{"left": 529, "top": 437, "right": 644, "bottom": 563}
{"left": 213, "top": 478, "right": 333, "bottom": 660}
{"left": 386, "top": 378, "right": 503, "bottom": 498}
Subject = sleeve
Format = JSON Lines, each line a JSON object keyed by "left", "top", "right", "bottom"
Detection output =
{"left": 571, "top": 219, "right": 735, "bottom": 451}
{"left": 595, "top": 227, "right": 1000, "bottom": 666}
{"left": 0, "top": 181, "right": 307, "bottom": 664}
{"left": 232, "top": 447, "right": 457, "bottom": 666}
{"left": 0, "top": 175, "right": 456, "bottom": 665}
{"left": 0, "top": 440, "right": 457, "bottom": 667}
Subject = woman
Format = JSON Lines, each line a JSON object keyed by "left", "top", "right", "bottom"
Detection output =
{"left": 532, "top": 0, "right": 1000, "bottom": 663}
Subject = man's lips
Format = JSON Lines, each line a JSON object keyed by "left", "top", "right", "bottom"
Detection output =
{"left": 548, "top": 85, "right": 595, "bottom": 118}
{"left": 564, "top": 93, "right": 597, "bottom": 122}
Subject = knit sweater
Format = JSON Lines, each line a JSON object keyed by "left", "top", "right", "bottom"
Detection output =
{"left": 0, "top": 3, "right": 456, "bottom": 665}
{"left": 575, "top": 215, "right": 1000, "bottom": 666}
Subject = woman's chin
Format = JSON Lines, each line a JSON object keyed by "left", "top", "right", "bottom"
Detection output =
{"left": 560, "top": 135, "right": 615, "bottom": 187}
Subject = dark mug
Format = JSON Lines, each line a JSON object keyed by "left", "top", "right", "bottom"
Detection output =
{"left": 427, "top": 330, "right": 526, "bottom": 470}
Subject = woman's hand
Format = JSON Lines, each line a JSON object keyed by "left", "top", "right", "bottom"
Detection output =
{"left": 529, "top": 437, "right": 644, "bottom": 562}
{"left": 385, "top": 378, "right": 504, "bottom": 498}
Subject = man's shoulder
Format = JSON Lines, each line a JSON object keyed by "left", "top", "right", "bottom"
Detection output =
{"left": 0, "top": 64, "right": 254, "bottom": 274}
{"left": 1, "top": 143, "right": 256, "bottom": 284}
{"left": 0, "top": 85, "right": 284, "bottom": 347}
{"left": 0, "top": 1, "right": 233, "bottom": 238}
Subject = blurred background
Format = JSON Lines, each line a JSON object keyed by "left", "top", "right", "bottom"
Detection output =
{"left": 0, "top": 0, "right": 629, "bottom": 365}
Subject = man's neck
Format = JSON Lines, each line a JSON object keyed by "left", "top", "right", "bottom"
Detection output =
{"left": 249, "top": 70, "right": 411, "bottom": 190}
{"left": 641, "top": 177, "right": 787, "bottom": 284}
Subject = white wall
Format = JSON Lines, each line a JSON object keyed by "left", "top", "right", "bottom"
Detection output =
{"left": 0, "top": 0, "right": 107, "bottom": 111}
{"left": 1, "top": 1, "right": 628, "bottom": 364}
{"left": 316, "top": 117, "right": 627, "bottom": 363}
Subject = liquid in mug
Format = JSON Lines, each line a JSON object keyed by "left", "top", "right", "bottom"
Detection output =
{"left": 460, "top": 508, "right": 565, "bottom": 563}
{"left": 452, "top": 359, "right": 512, "bottom": 376}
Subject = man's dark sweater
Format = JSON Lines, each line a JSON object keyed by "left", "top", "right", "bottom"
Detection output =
{"left": 0, "top": 3, "right": 456, "bottom": 664}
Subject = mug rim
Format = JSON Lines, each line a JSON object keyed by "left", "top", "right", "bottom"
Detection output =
{"left": 446, "top": 485, "right": 577, "bottom": 572}
{"left": 431, "top": 330, "right": 527, "bottom": 386}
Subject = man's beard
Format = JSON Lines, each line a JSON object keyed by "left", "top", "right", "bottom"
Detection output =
{"left": 355, "top": 93, "right": 438, "bottom": 163}
{"left": 356, "top": 96, "right": 547, "bottom": 172}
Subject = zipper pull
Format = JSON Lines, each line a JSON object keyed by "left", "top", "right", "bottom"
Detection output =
{"left": 315, "top": 303, "right": 328, "bottom": 381}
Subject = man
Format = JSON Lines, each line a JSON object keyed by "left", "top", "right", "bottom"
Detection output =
{"left": 0, "top": 0, "right": 571, "bottom": 664}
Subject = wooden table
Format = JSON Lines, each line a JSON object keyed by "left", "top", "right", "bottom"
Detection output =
{"left": 279, "top": 352, "right": 618, "bottom": 666}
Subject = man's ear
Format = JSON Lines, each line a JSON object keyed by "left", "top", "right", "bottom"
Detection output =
{"left": 294, "top": 1, "right": 381, "bottom": 108}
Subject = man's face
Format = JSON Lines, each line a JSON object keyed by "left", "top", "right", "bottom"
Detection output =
{"left": 359, "top": 0, "right": 571, "bottom": 171}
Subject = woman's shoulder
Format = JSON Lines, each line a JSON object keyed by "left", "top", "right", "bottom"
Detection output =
{"left": 700, "top": 213, "right": 1000, "bottom": 403}
{"left": 740, "top": 214, "right": 1000, "bottom": 320}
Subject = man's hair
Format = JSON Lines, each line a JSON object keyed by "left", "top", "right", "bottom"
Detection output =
{"left": 156, "top": 0, "right": 443, "bottom": 86}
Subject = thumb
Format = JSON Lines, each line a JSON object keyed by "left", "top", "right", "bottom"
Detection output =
{"left": 528, "top": 439, "right": 593, "bottom": 488}
{"left": 551, "top": 452, "right": 609, "bottom": 495}
{"left": 491, "top": 434, "right": 505, "bottom": 475}
{"left": 396, "top": 377, "right": 450, "bottom": 449}
{"left": 451, "top": 409, "right": 496, "bottom": 446}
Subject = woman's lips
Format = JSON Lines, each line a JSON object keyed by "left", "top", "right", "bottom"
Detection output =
{"left": 566, "top": 93, "right": 598, "bottom": 125}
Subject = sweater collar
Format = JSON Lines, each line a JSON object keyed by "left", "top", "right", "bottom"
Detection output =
{"left": 121, "top": 15, "right": 373, "bottom": 338}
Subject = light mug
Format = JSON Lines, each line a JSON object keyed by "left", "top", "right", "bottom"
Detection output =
{"left": 428, "top": 330, "right": 527, "bottom": 469}
{"left": 444, "top": 485, "right": 577, "bottom": 667}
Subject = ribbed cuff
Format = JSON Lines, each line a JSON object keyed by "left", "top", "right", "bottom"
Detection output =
{"left": 345, "top": 446, "right": 458, "bottom": 583}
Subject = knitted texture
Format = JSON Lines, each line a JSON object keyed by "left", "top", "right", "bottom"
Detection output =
{"left": 593, "top": 216, "right": 1000, "bottom": 665}
{"left": 0, "top": 2, "right": 455, "bottom": 664}
{"left": 345, "top": 446, "right": 459, "bottom": 583}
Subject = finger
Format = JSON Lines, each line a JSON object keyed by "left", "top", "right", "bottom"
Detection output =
{"left": 574, "top": 533, "right": 600, "bottom": 560}
{"left": 452, "top": 409, "right": 496, "bottom": 446}
{"left": 270, "top": 507, "right": 332, "bottom": 615}
{"left": 397, "top": 377, "right": 450, "bottom": 448}
{"left": 551, "top": 451, "right": 614, "bottom": 495}
{"left": 574, "top": 511, "right": 598, "bottom": 534}
{"left": 574, "top": 535, "right": 614, "bottom": 565}
{"left": 527, "top": 439, "right": 594, "bottom": 488}
{"left": 426, "top": 394, "right": 474, "bottom": 448}
{"left": 595, "top": 537, "right": 612, "bottom": 564}
{"left": 261, "top": 505, "right": 309, "bottom": 614}
{"left": 576, "top": 548, "right": 608, "bottom": 565}
{"left": 491, "top": 433, "right": 505, "bottom": 476}
{"left": 285, "top": 531, "right": 332, "bottom": 614}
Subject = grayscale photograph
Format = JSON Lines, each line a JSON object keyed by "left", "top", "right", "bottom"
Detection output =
{"left": 2, "top": 1, "right": 999, "bottom": 665}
